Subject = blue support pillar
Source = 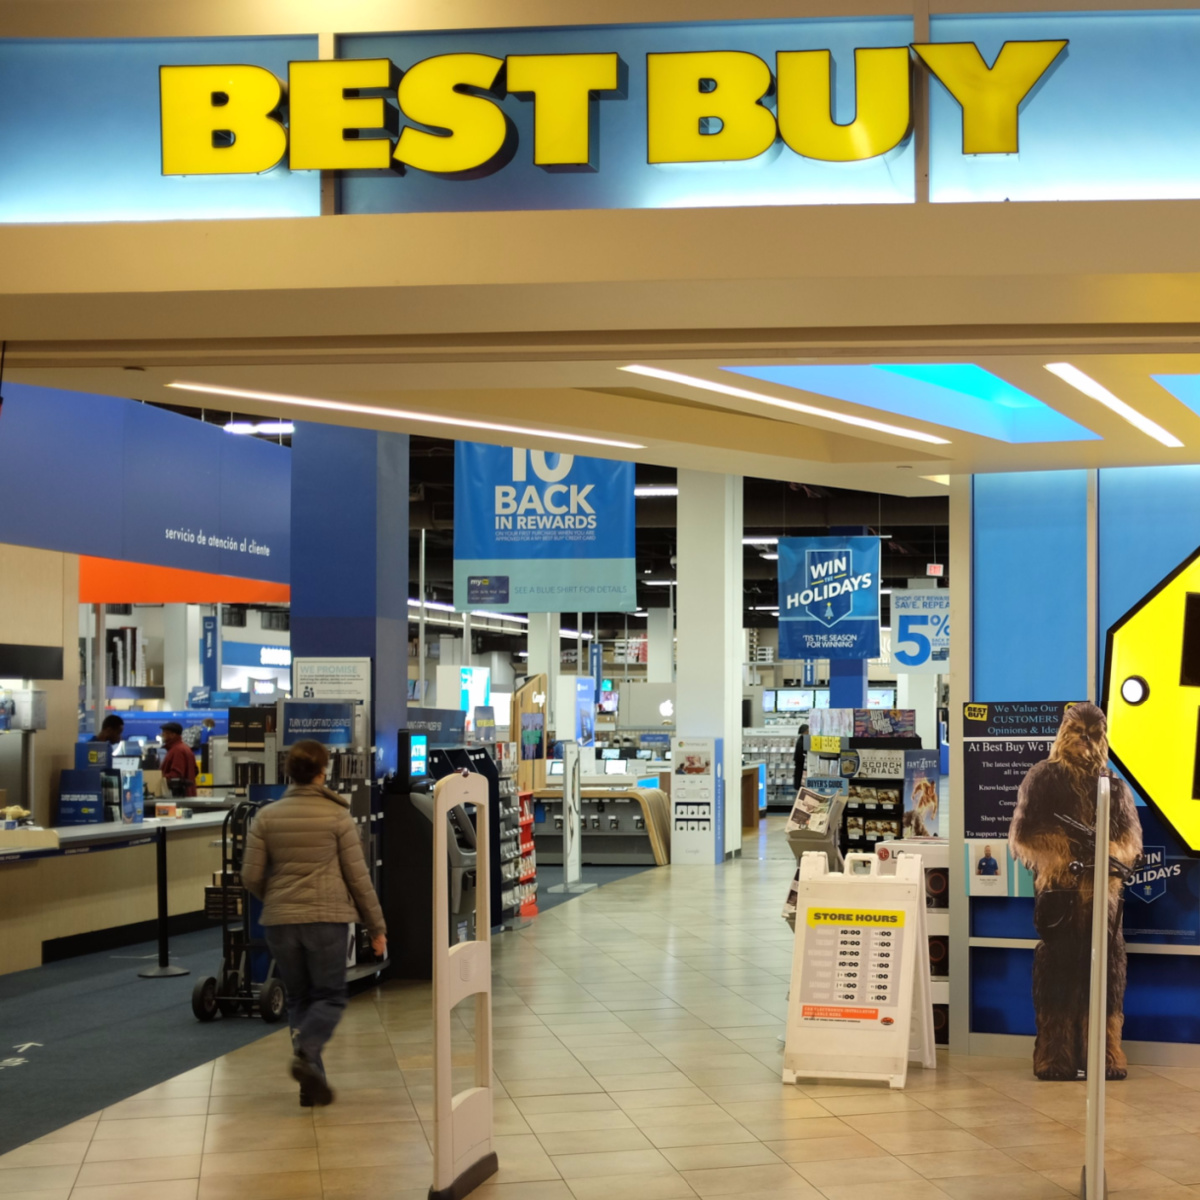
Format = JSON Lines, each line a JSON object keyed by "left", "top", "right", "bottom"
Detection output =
{"left": 829, "top": 658, "right": 867, "bottom": 709}
{"left": 290, "top": 422, "right": 409, "bottom": 774}
{"left": 828, "top": 525, "right": 868, "bottom": 709}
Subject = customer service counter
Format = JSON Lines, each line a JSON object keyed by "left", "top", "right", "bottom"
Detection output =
{"left": 0, "top": 814, "right": 225, "bottom": 975}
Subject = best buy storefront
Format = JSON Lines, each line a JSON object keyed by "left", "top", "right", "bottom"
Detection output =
{"left": 8, "top": 0, "right": 1200, "bottom": 1063}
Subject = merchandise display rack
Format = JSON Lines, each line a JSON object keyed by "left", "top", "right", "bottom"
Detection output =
{"left": 495, "top": 742, "right": 536, "bottom": 919}
{"left": 743, "top": 727, "right": 802, "bottom": 810}
{"left": 802, "top": 735, "right": 922, "bottom": 856}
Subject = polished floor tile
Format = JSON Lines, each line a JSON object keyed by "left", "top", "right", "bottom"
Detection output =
{"left": 9, "top": 817, "right": 1200, "bottom": 1199}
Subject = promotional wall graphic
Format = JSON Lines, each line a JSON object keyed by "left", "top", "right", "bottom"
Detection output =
{"left": 280, "top": 701, "right": 356, "bottom": 749}
{"left": 1008, "top": 703, "right": 1142, "bottom": 1081}
{"left": 453, "top": 443, "right": 636, "bottom": 613}
{"left": 887, "top": 589, "right": 950, "bottom": 673}
{"left": 778, "top": 536, "right": 881, "bottom": 660}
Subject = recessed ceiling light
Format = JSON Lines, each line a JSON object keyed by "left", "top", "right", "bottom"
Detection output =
{"left": 621, "top": 365, "right": 950, "bottom": 445}
{"left": 169, "top": 381, "right": 645, "bottom": 451}
{"left": 1045, "top": 363, "right": 1182, "bottom": 449}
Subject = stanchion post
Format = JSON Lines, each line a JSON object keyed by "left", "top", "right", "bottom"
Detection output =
{"left": 138, "top": 825, "right": 189, "bottom": 979}
{"left": 1082, "top": 776, "right": 1110, "bottom": 1199}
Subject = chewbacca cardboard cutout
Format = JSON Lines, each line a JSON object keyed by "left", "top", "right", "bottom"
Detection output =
{"left": 1008, "top": 703, "right": 1142, "bottom": 1081}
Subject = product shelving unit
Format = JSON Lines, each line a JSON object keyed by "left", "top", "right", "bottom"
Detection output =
{"left": 801, "top": 734, "right": 922, "bottom": 856}
{"left": 743, "top": 727, "right": 801, "bottom": 810}
{"left": 494, "top": 742, "right": 536, "bottom": 920}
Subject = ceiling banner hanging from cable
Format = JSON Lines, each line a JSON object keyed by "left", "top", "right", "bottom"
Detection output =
{"left": 778, "top": 535, "right": 881, "bottom": 660}
{"left": 452, "top": 442, "right": 636, "bottom": 614}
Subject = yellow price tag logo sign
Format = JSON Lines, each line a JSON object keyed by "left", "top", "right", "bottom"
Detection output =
{"left": 1106, "top": 544, "right": 1200, "bottom": 850}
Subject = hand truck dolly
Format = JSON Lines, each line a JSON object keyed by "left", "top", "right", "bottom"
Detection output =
{"left": 191, "top": 798, "right": 286, "bottom": 1023}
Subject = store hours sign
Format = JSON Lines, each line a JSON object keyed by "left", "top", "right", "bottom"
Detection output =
{"left": 778, "top": 536, "right": 881, "bottom": 660}
{"left": 453, "top": 443, "right": 636, "bottom": 613}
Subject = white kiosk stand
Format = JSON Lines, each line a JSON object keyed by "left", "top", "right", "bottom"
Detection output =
{"left": 783, "top": 851, "right": 936, "bottom": 1090}
{"left": 430, "top": 771, "right": 498, "bottom": 1200}
{"left": 548, "top": 741, "right": 595, "bottom": 896}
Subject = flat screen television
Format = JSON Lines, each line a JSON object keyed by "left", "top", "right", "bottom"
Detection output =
{"left": 604, "top": 759, "right": 627, "bottom": 775}
{"left": 601, "top": 747, "right": 621, "bottom": 760}
{"left": 762, "top": 689, "right": 777, "bottom": 713}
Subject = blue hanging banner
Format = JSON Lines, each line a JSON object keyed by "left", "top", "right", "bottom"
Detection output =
{"left": 453, "top": 443, "right": 636, "bottom": 613}
{"left": 778, "top": 536, "right": 881, "bottom": 660}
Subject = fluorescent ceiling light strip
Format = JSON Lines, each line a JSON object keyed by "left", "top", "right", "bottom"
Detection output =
{"left": 1044, "top": 363, "right": 1183, "bottom": 449}
{"left": 470, "top": 610, "right": 529, "bottom": 625}
{"left": 643, "top": 580, "right": 677, "bottom": 586}
{"left": 224, "top": 421, "right": 295, "bottom": 435}
{"left": 760, "top": 553, "right": 780, "bottom": 560}
{"left": 743, "top": 536, "right": 779, "bottom": 545}
{"left": 634, "top": 485, "right": 678, "bottom": 497}
{"left": 560, "top": 629, "right": 594, "bottom": 640}
{"left": 620, "top": 365, "right": 950, "bottom": 446}
{"left": 169, "top": 381, "right": 645, "bottom": 451}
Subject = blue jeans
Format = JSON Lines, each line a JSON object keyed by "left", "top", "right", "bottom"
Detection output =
{"left": 264, "top": 922, "right": 348, "bottom": 1077}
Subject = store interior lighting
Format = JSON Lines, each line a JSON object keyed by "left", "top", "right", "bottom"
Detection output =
{"left": 223, "top": 420, "right": 295, "bottom": 435}
{"left": 620, "top": 365, "right": 952, "bottom": 445}
{"left": 168, "top": 381, "right": 645, "bottom": 451}
{"left": 743, "top": 536, "right": 779, "bottom": 545}
{"left": 727, "top": 363, "right": 1097, "bottom": 444}
{"left": 1045, "top": 363, "right": 1183, "bottom": 448}
{"left": 634, "top": 485, "right": 679, "bottom": 497}
{"left": 759, "top": 552, "right": 780, "bottom": 560}
{"left": 643, "top": 580, "right": 677, "bottom": 586}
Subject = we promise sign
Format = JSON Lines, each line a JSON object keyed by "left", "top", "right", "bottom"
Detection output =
{"left": 453, "top": 444, "right": 635, "bottom": 613}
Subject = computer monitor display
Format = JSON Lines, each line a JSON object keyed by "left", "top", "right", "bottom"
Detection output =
{"left": 111, "top": 755, "right": 141, "bottom": 775}
{"left": 867, "top": 687, "right": 897, "bottom": 709}
{"left": 777, "top": 689, "right": 814, "bottom": 712}
{"left": 410, "top": 733, "right": 429, "bottom": 780}
{"left": 635, "top": 749, "right": 653, "bottom": 761}
{"left": 813, "top": 688, "right": 831, "bottom": 709}
{"left": 597, "top": 689, "right": 619, "bottom": 714}
{"left": 548, "top": 759, "right": 565, "bottom": 777}
{"left": 763, "top": 689, "right": 777, "bottom": 713}
{"left": 600, "top": 747, "right": 620, "bottom": 760}
{"left": 604, "top": 759, "right": 627, "bottom": 775}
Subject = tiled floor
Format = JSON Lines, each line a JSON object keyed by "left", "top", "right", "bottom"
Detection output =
{"left": 6, "top": 819, "right": 1200, "bottom": 1199}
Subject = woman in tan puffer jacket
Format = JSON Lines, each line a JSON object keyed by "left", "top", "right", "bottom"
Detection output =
{"left": 242, "top": 739, "right": 386, "bottom": 1107}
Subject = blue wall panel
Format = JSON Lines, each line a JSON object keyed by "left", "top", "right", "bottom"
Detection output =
{"left": 290, "top": 422, "right": 409, "bottom": 774}
{"left": 1098, "top": 465, "right": 1200, "bottom": 690}
{"left": 0, "top": 383, "right": 289, "bottom": 581}
{"left": 972, "top": 471, "right": 1089, "bottom": 701}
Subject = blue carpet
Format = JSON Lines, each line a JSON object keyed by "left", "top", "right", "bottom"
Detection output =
{"left": 0, "top": 864, "right": 654, "bottom": 1154}
{"left": 0, "top": 926, "right": 279, "bottom": 1155}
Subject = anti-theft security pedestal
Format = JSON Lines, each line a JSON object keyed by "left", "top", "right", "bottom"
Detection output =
{"left": 429, "top": 770, "right": 497, "bottom": 1200}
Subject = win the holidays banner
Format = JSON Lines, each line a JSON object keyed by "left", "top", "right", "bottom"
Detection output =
{"left": 453, "top": 443, "right": 636, "bottom": 613}
{"left": 778, "top": 536, "right": 881, "bottom": 659}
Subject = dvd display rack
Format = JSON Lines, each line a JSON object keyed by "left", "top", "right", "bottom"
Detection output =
{"left": 495, "top": 743, "right": 536, "bottom": 919}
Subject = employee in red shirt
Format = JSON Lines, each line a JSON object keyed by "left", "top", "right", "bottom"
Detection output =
{"left": 160, "top": 721, "right": 198, "bottom": 798}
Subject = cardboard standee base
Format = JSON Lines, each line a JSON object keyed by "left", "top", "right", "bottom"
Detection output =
{"left": 427, "top": 1152, "right": 499, "bottom": 1200}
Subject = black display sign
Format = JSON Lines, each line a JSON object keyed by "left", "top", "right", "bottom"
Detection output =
{"left": 962, "top": 702, "right": 1081, "bottom": 841}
